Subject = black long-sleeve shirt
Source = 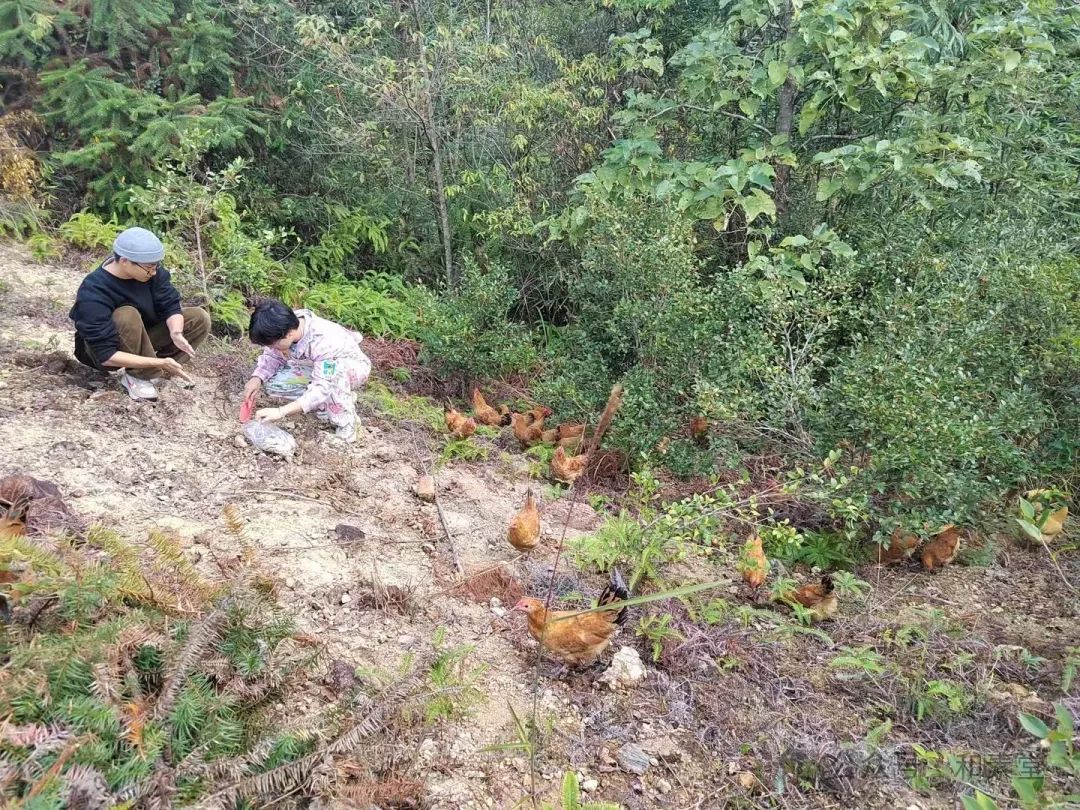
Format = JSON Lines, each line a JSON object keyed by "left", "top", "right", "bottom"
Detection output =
{"left": 69, "top": 263, "right": 183, "bottom": 363}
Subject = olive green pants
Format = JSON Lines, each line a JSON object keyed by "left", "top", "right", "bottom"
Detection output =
{"left": 75, "top": 306, "right": 211, "bottom": 380}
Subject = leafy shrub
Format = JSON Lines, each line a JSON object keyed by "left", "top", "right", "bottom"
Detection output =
{"left": 817, "top": 247, "right": 1079, "bottom": 527}
{"left": 416, "top": 257, "right": 538, "bottom": 381}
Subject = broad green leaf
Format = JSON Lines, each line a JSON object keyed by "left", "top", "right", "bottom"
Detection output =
{"left": 1020, "top": 498, "right": 1036, "bottom": 520}
{"left": 746, "top": 163, "right": 774, "bottom": 189}
{"left": 1014, "top": 517, "right": 1044, "bottom": 542}
{"left": 642, "top": 55, "right": 664, "bottom": 75}
{"left": 768, "top": 60, "right": 788, "bottom": 86}
{"left": 741, "top": 188, "right": 776, "bottom": 223}
{"left": 1002, "top": 48, "right": 1021, "bottom": 72}
{"left": 798, "top": 104, "right": 822, "bottom": 135}
{"left": 739, "top": 96, "right": 761, "bottom": 117}
{"left": 960, "top": 792, "right": 999, "bottom": 810}
{"left": 780, "top": 234, "right": 810, "bottom": 247}
{"left": 1012, "top": 775, "right": 1041, "bottom": 804}
{"left": 1054, "top": 701, "right": 1074, "bottom": 736}
{"left": 1018, "top": 712, "right": 1049, "bottom": 739}
{"left": 816, "top": 177, "right": 843, "bottom": 201}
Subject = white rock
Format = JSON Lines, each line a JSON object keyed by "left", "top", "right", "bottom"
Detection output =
{"left": 656, "top": 778, "right": 673, "bottom": 794}
{"left": 285, "top": 577, "right": 296, "bottom": 589}
{"left": 491, "top": 606, "right": 507, "bottom": 618}
{"left": 340, "top": 593, "right": 352, "bottom": 605}
{"left": 581, "top": 778, "right": 599, "bottom": 792}
{"left": 490, "top": 597, "right": 502, "bottom": 608}
{"left": 597, "top": 646, "right": 647, "bottom": 691}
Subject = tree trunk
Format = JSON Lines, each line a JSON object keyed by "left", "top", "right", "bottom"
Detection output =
{"left": 411, "top": 3, "right": 455, "bottom": 287}
{"left": 774, "top": 0, "right": 796, "bottom": 223}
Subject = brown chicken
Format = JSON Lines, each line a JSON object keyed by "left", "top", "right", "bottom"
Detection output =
{"left": 550, "top": 445, "right": 589, "bottom": 485}
{"left": 445, "top": 404, "right": 477, "bottom": 439}
{"left": 508, "top": 489, "right": 541, "bottom": 552}
{"left": 511, "top": 411, "right": 546, "bottom": 447}
{"left": 0, "top": 498, "right": 29, "bottom": 624}
{"left": 540, "top": 422, "right": 585, "bottom": 447}
{"left": 690, "top": 416, "right": 710, "bottom": 447}
{"left": 737, "top": 535, "right": 769, "bottom": 590}
{"left": 1025, "top": 490, "right": 1069, "bottom": 538}
{"left": 0, "top": 498, "right": 29, "bottom": 539}
{"left": 548, "top": 384, "right": 623, "bottom": 485}
{"left": 877, "top": 529, "right": 919, "bottom": 565}
{"left": 514, "top": 569, "right": 629, "bottom": 667}
{"left": 921, "top": 525, "right": 962, "bottom": 571}
{"left": 472, "top": 389, "right": 511, "bottom": 427}
{"left": 782, "top": 575, "right": 838, "bottom": 621}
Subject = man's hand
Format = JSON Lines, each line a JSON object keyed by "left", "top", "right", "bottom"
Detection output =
{"left": 157, "top": 357, "right": 194, "bottom": 383}
{"left": 170, "top": 330, "right": 196, "bottom": 357}
{"left": 242, "top": 377, "right": 262, "bottom": 404}
{"left": 256, "top": 407, "right": 284, "bottom": 423}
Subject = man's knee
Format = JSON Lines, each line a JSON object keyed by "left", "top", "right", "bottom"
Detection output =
{"left": 181, "top": 307, "right": 212, "bottom": 346}
{"left": 112, "top": 306, "right": 146, "bottom": 350}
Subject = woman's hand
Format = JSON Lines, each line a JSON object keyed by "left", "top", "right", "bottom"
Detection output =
{"left": 256, "top": 407, "right": 284, "bottom": 423}
{"left": 242, "top": 377, "right": 262, "bottom": 404}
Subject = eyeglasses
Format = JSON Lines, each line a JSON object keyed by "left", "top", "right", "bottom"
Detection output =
{"left": 131, "top": 261, "right": 159, "bottom": 273}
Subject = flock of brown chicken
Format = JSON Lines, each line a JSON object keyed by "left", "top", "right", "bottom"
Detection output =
{"left": 441, "top": 388, "right": 1013, "bottom": 669}
{"left": 443, "top": 385, "right": 631, "bottom": 668}
{"left": 445, "top": 386, "right": 623, "bottom": 486}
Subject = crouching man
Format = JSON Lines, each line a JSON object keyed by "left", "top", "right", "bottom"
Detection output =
{"left": 69, "top": 226, "right": 210, "bottom": 401}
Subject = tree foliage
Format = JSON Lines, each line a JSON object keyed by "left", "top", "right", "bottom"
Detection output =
{"left": 1, "top": 0, "right": 1076, "bottom": 530}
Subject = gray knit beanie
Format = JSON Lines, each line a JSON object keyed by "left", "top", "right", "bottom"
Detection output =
{"left": 113, "top": 227, "right": 165, "bottom": 264}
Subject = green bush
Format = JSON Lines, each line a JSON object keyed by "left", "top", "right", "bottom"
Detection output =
{"left": 416, "top": 257, "right": 538, "bottom": 381}
{"left": 816, "top": 246, "right": 1079, "bottom": 527}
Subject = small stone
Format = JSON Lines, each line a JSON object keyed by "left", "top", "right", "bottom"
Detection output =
{"left": 489, "top": 597, "right": 502, "bottom": 608}
{"left": 324, "top": 658, "right": 357, "bottom": 693}
{"left": 617, "top": 743, "right": 650, "bottom": 775}
{"left": 491, "top": 606, "right": 507, "bottom": 618}
{"left": 597, "top": 647, "right": 647, "bottom": 691}
{"left": 285, "top": 577, "right": 296, "bottom": 589}
{"left": 340, "top": 593, "right": 352, "bottom": 605}
{"left": 398, "top": 634, "right": 417, "bottom": 646}
{"left": 335, "top": 524, "right": 366, "bottom": 544}
{"left": 656, "top": 778, "right": 672, "bottom": 794}
{"left": 233, "top": 434, "right": 248, "bottom": 448}
{"left": 581, "top": 778, "right": 599, "bottom": 792}
{"left": 413, "top": 475, "right": 436, "bottom": 503}
{"left": 735, "top": 771, "right": 757, "bottom": 791}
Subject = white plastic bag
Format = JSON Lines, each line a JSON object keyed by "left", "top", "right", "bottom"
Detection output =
{"left": 242, "top": 421, "right": 297, "bottom": 458}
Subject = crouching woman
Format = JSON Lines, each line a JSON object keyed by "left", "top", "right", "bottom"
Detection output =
{"left": 242, "top": 300, "right": 372, "bottom": 443}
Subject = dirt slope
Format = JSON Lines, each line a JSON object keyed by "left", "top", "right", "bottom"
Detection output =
{"left": 0, "top": 241, "right": 612, "bottom": 808}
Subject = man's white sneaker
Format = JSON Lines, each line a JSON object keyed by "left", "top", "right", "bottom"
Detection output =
{"left": 118, "top": 371, "right": 158, "bottom": 401}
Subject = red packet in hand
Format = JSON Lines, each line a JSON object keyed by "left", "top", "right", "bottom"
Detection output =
{"left": 239, "top": 399, "right": 254, "bottom": 423}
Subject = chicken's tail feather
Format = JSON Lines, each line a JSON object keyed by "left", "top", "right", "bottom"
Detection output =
{"left": 820, "top": 574, "right": 834, "bottom": 594}
{"left": 597, "top": 567, "right": 630, "bottom": 626}
{"left": 1, "top": 496, "right": 31, "bottom": 524}
{"left": 583, "top": 383, "right": 624, "bottom": 456}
